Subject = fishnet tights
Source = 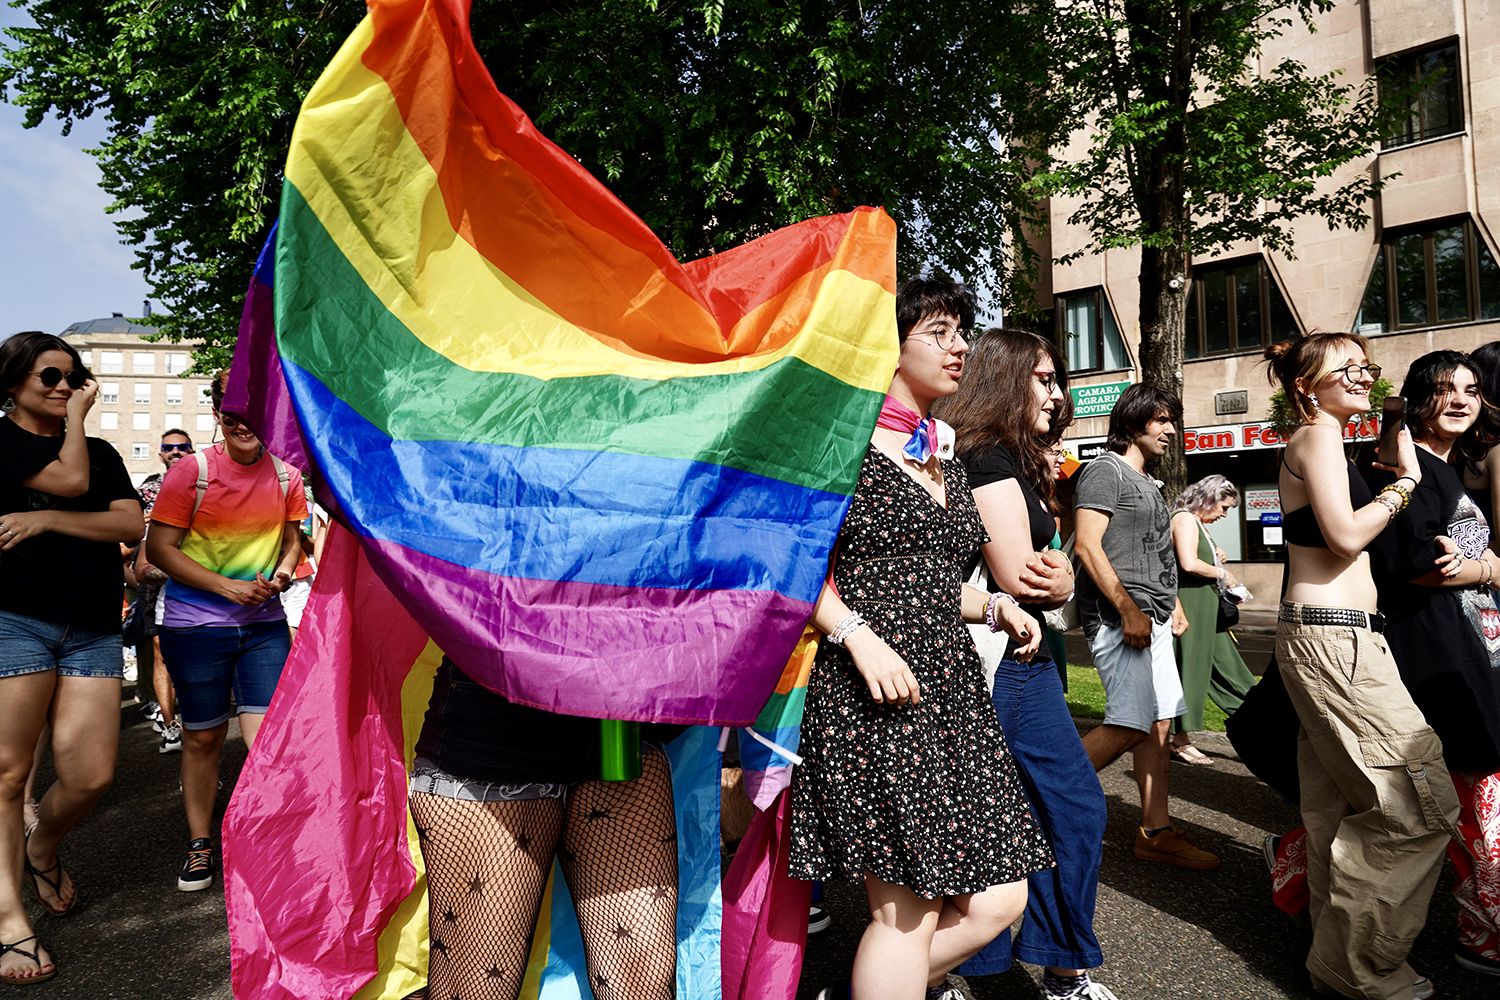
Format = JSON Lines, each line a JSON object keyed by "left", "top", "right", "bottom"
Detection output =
{"left": 410, "top": 748, "right": 678, "bottom": 1000}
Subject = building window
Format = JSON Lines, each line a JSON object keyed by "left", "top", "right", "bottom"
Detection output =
{"left": 1356, "top": 218, "right": 1500, "bottom": 333}
{"left": 131, "top": 442, "right": 150, "bottom": 461}
{"left": 164, "top": 413, "right": 183, "bottom": 430}
{"left": 132, "top": 413, "right": 151, "bottom": 431}
{"left": 100, "top": 382, "right": 119, "bottom": 404}
{"left": 134, "top": 383, "right": 152, "bottom": 405}
{"left": 1380, "top": 42, "right": 1463, "bottom": 149}
{"left": 196, "top": 413, "right": 214, "bottom": 432}
{"left": 165, "top": 384, "right": 183, "bottom": 406}
{"left": 165, "top": 353, "right": 189, "bottom": 375}
{"left": 132, "top": 352, "right": 155, "bottom": 374}
{"left": 197, "top": 384, "right": 212, "bottom": 407}
{"left": 1056, "top": 288, "right": 1128, "bottom": 374}
{"left": 99, "top": 412, "right": 119, "bottom": 431}
{"left": 98, "top": 351, "right": 124, "bottom": 374}
{"left": 1185, "top": 258, "right": 1300, "bottom": 359}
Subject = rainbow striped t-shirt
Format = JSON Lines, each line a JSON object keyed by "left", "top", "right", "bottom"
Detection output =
{"left": 152, "top": 445, "right": 309, "bottom": 627}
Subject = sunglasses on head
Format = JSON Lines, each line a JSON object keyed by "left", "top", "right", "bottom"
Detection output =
{"left": 160, "top": 442, "right": 194, "bottom": 453}
{"left": 31, "top": 367, "right": 89, "bottom": 390}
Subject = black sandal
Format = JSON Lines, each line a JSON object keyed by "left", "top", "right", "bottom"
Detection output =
{"left": 0, "top": 935, "right": 57, "bottom": 986}
{"left": 23, "top": 847, "right": 76, "bottom": 917}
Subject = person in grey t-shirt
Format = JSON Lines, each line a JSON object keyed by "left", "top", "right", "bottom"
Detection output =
{"left": 1074, "top": 385, "right": 1219, "bottom": 871}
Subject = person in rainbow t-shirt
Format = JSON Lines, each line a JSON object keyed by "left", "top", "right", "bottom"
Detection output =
{"left": 145, "top": 371, "right": 307, "bottom": 893}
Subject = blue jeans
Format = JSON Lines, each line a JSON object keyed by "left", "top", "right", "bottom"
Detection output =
{"left": 158, "top": 621, "right": 291, "bottom": 730}
{"left": 0, "top": 610, "right": 123, "bottom": 679}
{"left": 961, "top": 653, "right": 1106, "bottom": 974}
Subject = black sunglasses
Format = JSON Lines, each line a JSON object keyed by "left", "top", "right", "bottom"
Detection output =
{"left": 31, "top": 366, "right": 89, "bottom": 390}
{"left": 160, "top": 442, "right": 194, "bottom": 453}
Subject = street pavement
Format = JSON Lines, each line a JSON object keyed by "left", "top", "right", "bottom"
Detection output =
{"left": 24, "top": 671, "right": 1499, "bottom": 999}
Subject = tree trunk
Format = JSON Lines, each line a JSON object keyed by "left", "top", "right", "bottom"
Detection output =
{"left": 1129, "top": 0, "right": 1194, "bottom": 503}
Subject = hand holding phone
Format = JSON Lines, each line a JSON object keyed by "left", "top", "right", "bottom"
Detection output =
{"left": 1377, "top": 396, "right": 1406, "bottom": 467}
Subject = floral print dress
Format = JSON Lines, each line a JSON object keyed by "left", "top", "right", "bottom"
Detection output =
{"left": 788, "top": 446, "right": 1053, "bottom": 899}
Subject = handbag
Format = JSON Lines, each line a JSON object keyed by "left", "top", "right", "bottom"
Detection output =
{"left": 1199, "top": 518, "right": 1239, "bottom": 632}
{"left": 964, "top": 558, "right": 1009, "bottom": 693}
{"left": 1041, "top": 533, "right": 1080, "bottom": 633}
{"left": 1216, "top": 591, "right": 1240, "bottom": 631}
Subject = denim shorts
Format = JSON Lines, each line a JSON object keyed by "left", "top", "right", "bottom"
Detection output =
{"left": 0, "top": 610, "right": 124, "bottom": 680}
{"left": 1085, "top": 617, "right": 1186, "bottom": 733}
{"left": 158, "top": 620, "right": 291, "bottom": 730}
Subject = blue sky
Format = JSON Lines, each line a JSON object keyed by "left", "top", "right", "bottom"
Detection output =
{"left": 1, "top": 5, "right": 153, "bottom": 336}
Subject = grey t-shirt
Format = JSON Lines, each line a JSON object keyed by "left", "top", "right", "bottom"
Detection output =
{"left": 1073, "top": 451, "right": 1177, "bottom": 628}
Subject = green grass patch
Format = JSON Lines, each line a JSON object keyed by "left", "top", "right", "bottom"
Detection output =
{"left": 1065, "top": 664, "right": 1233, "bottom": 732}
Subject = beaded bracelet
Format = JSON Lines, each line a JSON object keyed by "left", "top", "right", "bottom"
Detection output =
{"left": 825, "top": 611, "right": 867, "bottom": 646}
{"left": 985, "top": 592, "right": 1020, "bottom": 633}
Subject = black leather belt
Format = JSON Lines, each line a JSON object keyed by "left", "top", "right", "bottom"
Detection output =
{"left": 1278, "top": 603, "right": 1385, "bottom": 634}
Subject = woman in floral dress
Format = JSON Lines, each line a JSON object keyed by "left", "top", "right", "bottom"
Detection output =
{"left": 789, "top": 278, "right": 1053, "bottom": 1000}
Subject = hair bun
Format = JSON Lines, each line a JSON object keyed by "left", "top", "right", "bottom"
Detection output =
{"left": 1265, "top": 340, "right": 1294, "bottom": 364}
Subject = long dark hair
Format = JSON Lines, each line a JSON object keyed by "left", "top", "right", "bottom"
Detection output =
{"left": 1471, "top": 340, "right": 1500, "bottom": 411}
{"left": 1400, "top": 350, "right": 1500, "bottom": 468}
{"left": 0, "top": 331, "right": 88, "bottom": 410}
{"left": 935, "top": 328, "right": 1063, "bottom": 510}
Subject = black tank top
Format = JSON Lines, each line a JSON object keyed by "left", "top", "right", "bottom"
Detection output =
{"left": 1281, "top": 456, "right": 1370, "bottom": 548}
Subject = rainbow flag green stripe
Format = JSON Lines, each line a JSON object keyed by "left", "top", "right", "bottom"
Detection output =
{"left": 275, "top": 186, "right": 881, "bottom": 493}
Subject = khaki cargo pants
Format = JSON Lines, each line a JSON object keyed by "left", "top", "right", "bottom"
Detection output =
{"left": 1277, "top": 615, "right": 1459, "bottom": 1000}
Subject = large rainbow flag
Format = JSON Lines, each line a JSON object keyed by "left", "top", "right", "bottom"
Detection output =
{"left": 224, "top": 0, "right": 899, "bottom": 730}
{"left": 223, "top": 0, "right": 898, "bottom": 995}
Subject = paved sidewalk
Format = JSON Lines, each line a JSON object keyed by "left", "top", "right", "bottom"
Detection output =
{"left": 25, "top": 704, "right": 1497, "bottom": 999}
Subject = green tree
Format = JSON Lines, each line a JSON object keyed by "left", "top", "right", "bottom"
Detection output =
{"left": 2, "top": 0, "right": 1049, "bottom": 369}
{"left": 1020, "top": 0, "right": 1391, "bottom": 494}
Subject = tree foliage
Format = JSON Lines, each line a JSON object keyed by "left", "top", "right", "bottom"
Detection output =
{"left": 1015, "top": 0, "right": 1394, "bottom": 495}
{"left": 2, "top": 0, "right": 1050, "bottom": 369}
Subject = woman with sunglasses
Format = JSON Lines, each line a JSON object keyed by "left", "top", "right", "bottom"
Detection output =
{"left": 146, "top": 371, "right": 306, "bottom": 894}
{"left": 792, "top": 280, "right": 1052, "bottom": 1000}
{"left": 1267, "top": 333, "right": 1459, "bottom": 999}
{"left": 935, "top": 330, "right": 1113, "bottom": 1000}
{"left": 0, "top": 332, "right": 143, "bottom": 986}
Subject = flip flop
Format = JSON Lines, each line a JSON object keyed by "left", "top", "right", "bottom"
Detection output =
{"left": 1170, "top": 743, "right": 1215, "bottom": 766}
{"left": 0, "top": 935, "right": 56, "bottom": 986}
{"left": 23, "top": 846, "right": 77, "bottom": 917}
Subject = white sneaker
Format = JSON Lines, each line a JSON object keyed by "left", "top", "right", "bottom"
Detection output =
{"left": 1045, "top": 980, "right": 1120, "bottom": 1000}
{"left": 158, "top": 720, "right": 183, "bottom": 754}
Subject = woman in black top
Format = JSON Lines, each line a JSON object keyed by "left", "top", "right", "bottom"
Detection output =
{"left": 408, "top": 656, "right": 682, "bottom": 1000}
{"left": 934, "top": 329, "right": 1113, "bottom": 1000}
{"left": 1267, "top": 333, "right": 1457, "bottom": 998}
{"left": 1372, "top": 350, "right": 1500, "bottom": 975}
{"left": 0, "top": 332, "right": 142, "bottom": 986}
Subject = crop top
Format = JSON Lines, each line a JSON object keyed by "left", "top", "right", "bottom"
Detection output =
{"left": 1280, "top": 455, "right": 1371, "bottom": 548}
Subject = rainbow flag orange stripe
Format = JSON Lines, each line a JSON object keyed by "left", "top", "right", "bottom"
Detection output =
{"left": 228, "top": 0, "right": 898, "bottom": 728}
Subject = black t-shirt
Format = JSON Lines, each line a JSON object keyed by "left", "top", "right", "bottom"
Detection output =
{"left": 0, "top": 419, "right": 139, "bottom": 632}
{"left": 1370, "top": 449, "right": 1500, "bottom": 772}
{"left": 415, "top": 657, "right": 688, "bottom": 784}
{"left": 964, "top": 444, "right": 1056, "bottom": 551}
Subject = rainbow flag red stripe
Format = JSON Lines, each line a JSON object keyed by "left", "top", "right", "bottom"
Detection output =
{"left": 229, "top": 0, "right": 897, "bottom": 726}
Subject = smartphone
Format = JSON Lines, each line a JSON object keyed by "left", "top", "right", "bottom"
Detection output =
{"left": 1377, "top": 395, "right": 1405, "bottom": 466}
